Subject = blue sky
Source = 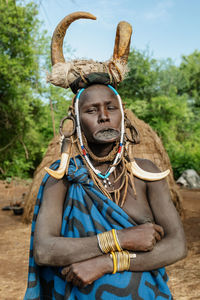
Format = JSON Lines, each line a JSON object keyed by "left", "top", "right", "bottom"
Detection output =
{"left": 38, "top": 0, "right": 200, "bottom": 65}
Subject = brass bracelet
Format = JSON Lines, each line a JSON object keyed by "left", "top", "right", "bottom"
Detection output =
{"left": 97, "top": 229, "right": 123, "bottom": 254}
{"left": 110, "top": 251, "right": 136, "bottom": 273}
{"left": 110, "top": 251, "right": 117, "bottom": 274}
{"left": 112, "top": 229, "right": 122, "bottom": 252}
{"left": 117, "top": 251, "right": 130, "bottom": 272}
{"left": 111, "top": 251, "right": 132, "bottom": 272}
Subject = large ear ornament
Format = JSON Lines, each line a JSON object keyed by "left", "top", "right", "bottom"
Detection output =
{"left": 59, "top": 115, "right": 76, "bottom": 138}
{"left": 130, "top": 160, "right": 170, "bottom": 181}
{"left": 45, "top": 138, "right": 72, "bottom": 179}
{"left": 125, "top": 117, "right": 140, "bottom": 144}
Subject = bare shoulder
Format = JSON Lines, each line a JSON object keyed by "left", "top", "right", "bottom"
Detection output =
{"left": 35, "top": 175, "right": 69, "bottom": 237}
{"left": 44, "top": 174, "right": 69, "bottom": 192}
{"left": 133, "top": 157, "right": 161, "bottom": 173}
{"left": 132, "top": 157, "right": 169, "bottom": 193}
{"left": 41, "top": 175, "right": 69, "bottom": 208}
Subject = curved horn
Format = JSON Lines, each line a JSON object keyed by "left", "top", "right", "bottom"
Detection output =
{"left": 113, "top": 21, "right": 132, "bottom": 63}
{"left": 45, "top": 152, "right": 70, "bottom": 179}
{"left": 44, "top": 138, "right": 72, "bottom": 180}
{"left": 51, "top": 12, "right": 96, "bottom": 65}
{"left": 131, "top": 161, "right": 170, "bottom": 181}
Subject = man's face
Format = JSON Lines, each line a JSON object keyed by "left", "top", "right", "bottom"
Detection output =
{"left": 79, "top": 84, "right": 122, "bottom": 144}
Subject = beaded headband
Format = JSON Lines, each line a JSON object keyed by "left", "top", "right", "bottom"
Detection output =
{"left": 74, "top": 85, "right": 124, "bottom": 179}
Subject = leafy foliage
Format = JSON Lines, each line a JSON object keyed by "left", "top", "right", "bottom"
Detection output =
{"left": 118, "top": 49, "right": 159, "bottom": 101}
{"left": 119, "top": 49, "right": 200, "bottom": 178}
{"left": 0, "top": 0, "right": 72, "bottom": 178}
{"left": 178, "top": 50, "right": 200, "bottom": 108}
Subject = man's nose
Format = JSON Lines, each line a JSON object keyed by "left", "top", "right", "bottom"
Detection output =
{"left": 98, "top": 108, "right": 110, "bottom": 123}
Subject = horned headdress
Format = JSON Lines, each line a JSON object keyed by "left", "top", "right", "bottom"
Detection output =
{"left": 45, "top": 12, "right": 169, "bottom": 193}
{"left": 47, "top": 12, "right": 132, "bottom": 93}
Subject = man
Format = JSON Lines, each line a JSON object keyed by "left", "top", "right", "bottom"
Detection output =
{"left": 24, "top": 12, "right": 186, "bottom": 300}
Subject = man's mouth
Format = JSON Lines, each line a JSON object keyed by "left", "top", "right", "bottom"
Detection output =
{"left": 93, "top": 128, "right": 120, "bottom": 143}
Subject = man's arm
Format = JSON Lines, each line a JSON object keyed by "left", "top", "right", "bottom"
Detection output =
{"left": 61, "top": 160, "right": 187, "bottom": 287}
{"left": 119, "top": 159, "right": 187, "bottom": 271}
{"left": 33, "top": 176, "right": 102, "bottom": 266}
{"left": 33, "top": 177, "right": 162, "bottom": 266}
{"left": 62, "top": 192, "right": 187, "bottom": 286}
{"left": 34, "top": 159, "right": 186, "bottom": 269}
{"left": 34, "top": 172, "right": 164, "bottom": 267}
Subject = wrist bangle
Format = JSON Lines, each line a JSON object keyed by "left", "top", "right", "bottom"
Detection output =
{"left": 110, "top": 251, "right": 132, "bottom": 273}
{"left": 112, "top": 229, "right": 122, "bottom": 252}
{"left": 110, "top": 251, "right": 117, "bottom": 274}
{"left": 97, "top": 229, "right": 123, "bottom": 254}
{"left": 110, "top": 251, "right": 131, "bottom": 272}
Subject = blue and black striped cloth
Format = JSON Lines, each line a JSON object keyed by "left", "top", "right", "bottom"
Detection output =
{"left": 24, "top": 156, "right": 172, "bottom": 299}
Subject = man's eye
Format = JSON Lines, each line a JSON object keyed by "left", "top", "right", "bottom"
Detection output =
{"left": 86, "top": 108, "right": 96, "bottom": 113}
{"left": 107, "top": 106, "right": 117, "bottom": 110}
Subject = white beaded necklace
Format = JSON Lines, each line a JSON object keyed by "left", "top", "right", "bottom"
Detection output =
{"left": 74, "top": 84, "right": 124, "bottom": 180}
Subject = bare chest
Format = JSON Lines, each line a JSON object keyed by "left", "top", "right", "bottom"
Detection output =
{"left": 110, "top": 177, "right": 154, "bottom": 225}
{"left": 91, "top": 161, "right": 155, "bottom": 225}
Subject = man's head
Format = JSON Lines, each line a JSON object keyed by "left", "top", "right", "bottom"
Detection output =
{"left": 78, "top": 84, "right": 123, "bottom": 144}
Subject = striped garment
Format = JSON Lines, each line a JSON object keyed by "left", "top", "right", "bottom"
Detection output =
{"left": 24, "top": 156, "right": 172, "bottom": 300}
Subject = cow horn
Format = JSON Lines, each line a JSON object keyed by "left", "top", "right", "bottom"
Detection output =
{"left": 113, "top": 21, "right": 132, "bottom": 63}
{"left": 51, "top": 12, "right": 96, "bottom": 65}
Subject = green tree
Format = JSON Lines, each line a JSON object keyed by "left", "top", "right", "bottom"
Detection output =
{"left": 0, "top": 0, "right": 48, "bottom": 177}
{"left": 120, "top": 48, "right": 200, "bottom": 178}
{"left": 127, "top": 94, "right": 200, "bottom": 178}
{"left": 118, "top": 48, "right": 159, "bottom": 102}
{"left": 178, "top": 50, "right": 200, "bottom": 108}
{"left": 155, "top": 58, "right": 186, "bottom": 97}
{"left": 42, "top": 39, "right": 73, "bottom": 136}
{"left": 0, "top": 1, "right": 73, "bottom": 178}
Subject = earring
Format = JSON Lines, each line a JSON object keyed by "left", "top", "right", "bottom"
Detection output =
{"left": 59, "top": 115, "right": 76, "bottom": 138}
{"left": 125, "top": 117, "right": 140, "bottom": 144}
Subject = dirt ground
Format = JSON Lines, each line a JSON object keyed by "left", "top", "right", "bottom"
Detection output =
{"left": 0, "top": 180, "right": 199, "bottom": 300}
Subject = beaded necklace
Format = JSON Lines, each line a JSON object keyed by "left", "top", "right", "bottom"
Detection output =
{"left": 74, "top": 84, "right": 125, "bottom": 181}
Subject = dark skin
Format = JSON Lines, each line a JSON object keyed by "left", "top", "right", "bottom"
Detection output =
{"left": 34, "top": 84, "right": 187, "bottom": 289}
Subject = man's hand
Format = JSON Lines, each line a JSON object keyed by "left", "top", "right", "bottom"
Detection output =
{"left": 118, "top": 223, "right": 164, "bottom": 252}
{"left": 61, "top": 255, "right": 112, "bottom": 288}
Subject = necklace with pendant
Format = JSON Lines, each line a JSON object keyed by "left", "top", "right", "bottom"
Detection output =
{"left": 102, "top": 177, "right": 112, "bottom": 188}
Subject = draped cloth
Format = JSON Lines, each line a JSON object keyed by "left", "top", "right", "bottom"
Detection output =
{"left": 24, "top": 156, "right": 172, "bottom": 300}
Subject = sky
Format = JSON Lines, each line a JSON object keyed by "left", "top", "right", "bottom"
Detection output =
{"left": 38, "top": 0, "right": 200, "bottom": 65}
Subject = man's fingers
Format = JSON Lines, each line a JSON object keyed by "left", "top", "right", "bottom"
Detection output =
{"left": 155, "top": 231, "right": 161, "bottom": 242}
{"left": 61, "top": 266, "right": 70, "bottom": 275}
{"left": 71, "top": 277, "right": 82, "bottom": 287}
{"left": 154, "top": 224, "right": 164, "bottom": 238}
{"left": 65, "top": 269, "right": 74, "bottom": 282}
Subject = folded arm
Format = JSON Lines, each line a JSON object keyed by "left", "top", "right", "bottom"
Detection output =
{"left": 61, "top": 160, "right": 187, "bottom": 287}
{"left": 129, "top": 159, "right": 187, "bottom": 271}
{"left": 34, "top": 160, "right": 187, "bottom": 273}
{"left": 116, "top": 160, "right": 187, "bottom": 271}
{"left": 33, "top": 176, "right": 102, "bottom": 266}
